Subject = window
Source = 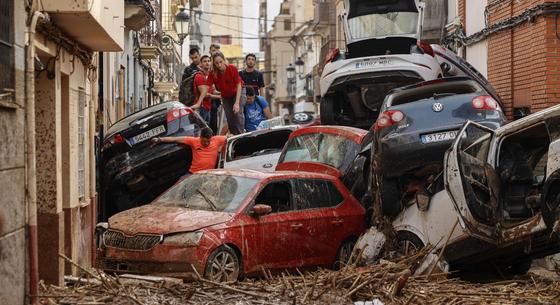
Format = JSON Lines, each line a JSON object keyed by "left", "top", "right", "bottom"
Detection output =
{"left": 293, "top": 179, "right": 344, "bottom": 210}
{"left": 284, "top": 19, "right": 291, "bottom": 31}
{"left": 254, "top": 181, "right": 293, "bottom": 213}
{"left": 78, "top": 89, "right": 86, "bottom": 201}
{"left": 0, "top": 0, "right": 14, "bottom": 96}
{"left": 513, "top": 107, "right": 531, "bottom": 120}
{"left": 212, "top": 35, "right": 232, "bottom": 45}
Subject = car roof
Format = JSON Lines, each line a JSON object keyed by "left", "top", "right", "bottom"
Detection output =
{"left": 198, "top": 168, "right": 339, "bottom": 181}
{"left": 289, "top": 125, "right": 368, "bottom": 144}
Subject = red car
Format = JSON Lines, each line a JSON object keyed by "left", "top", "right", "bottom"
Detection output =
{"left": 97, "top": 169, "right": 366, "bottom": 281}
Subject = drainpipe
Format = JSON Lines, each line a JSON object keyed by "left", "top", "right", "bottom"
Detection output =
{"left": 26, "top": 10, "right": 46, "bottom": 305}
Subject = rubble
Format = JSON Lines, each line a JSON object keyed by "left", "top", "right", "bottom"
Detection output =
{"left": 39, "top": 250, "right": 560, "bottom": 305}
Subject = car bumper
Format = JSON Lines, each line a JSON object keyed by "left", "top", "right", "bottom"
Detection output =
{"left": 375, "top": 121, "right": 503, "bottom": 177}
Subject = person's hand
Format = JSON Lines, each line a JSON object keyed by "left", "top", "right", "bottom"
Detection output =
{"left": 150, "top": 137, "right": 161, "bottom": 148}
{"left": 233, "top": 103, "right": 240, "bottom": 113}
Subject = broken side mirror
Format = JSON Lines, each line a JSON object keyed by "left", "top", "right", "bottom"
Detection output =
{"left": 415, "top": 192, "right": 431, "bottom": 211}
{"left": 251, "top": 204, "right": 272, "bottom": 217}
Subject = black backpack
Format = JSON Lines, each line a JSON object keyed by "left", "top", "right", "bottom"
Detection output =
{"left": 179, "top": 70, "right": 200, "bottom": 106}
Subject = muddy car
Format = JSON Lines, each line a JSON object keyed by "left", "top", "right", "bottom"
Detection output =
{"left": 372, "top": 77, "right": 507, "bottom": 216}
{"left": 276, "top": 126, "right": 373, "bottom": 208}
{"left": 99, "top": 102, "right": 207, "bottom": 221}
{"left": 96, "top": 169, "right": 367, "bottom": 281}
{"left": 319, "top": 0, "right": 443, "bottom": 129}
{"left": 392, "top": 104, "right": 560, "bottom": 273}
{"left": 220, "top": 126, "right": 298, "bottom": 172}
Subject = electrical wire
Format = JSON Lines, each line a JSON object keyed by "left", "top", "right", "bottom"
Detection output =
{"left": 197, "top": 9, "right": 336, "bottom": 26}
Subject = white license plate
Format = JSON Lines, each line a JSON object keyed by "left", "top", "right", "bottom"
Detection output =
{"left": 130, "top": 125, "right": 166, "bottom": 145}
{"left": 355, "top": 58, "right": 392, "bottom": 69}
{"left": 421, "top": 130, "right": 459, "bottom": 144}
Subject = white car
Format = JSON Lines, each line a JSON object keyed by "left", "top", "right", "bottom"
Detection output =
{"left": 392, "top": 104, "right": 560, "bottom": 273}
{"left": 220, "top": 126, "right": 298, "bottom": 172}
{"left": 320, "top": 0, "right": 443, "bottom": 129}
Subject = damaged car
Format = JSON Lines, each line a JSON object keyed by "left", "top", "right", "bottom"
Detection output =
{"left": 99, "top": 102, "right": 207, "bottom": 221}
{"left": 97, "top": 169, "right": 367, "bottom": 281}
{"left": 392, "top": 104, "right": 560, "bottom": 273}
{"left": 319, "top": 0, "right": 443, "bottom": 129}
{"left": 372, "top": 77, "right": 507, "bottom": 216}
{"left": 220, "top": 125, "right": 298, "bottom": 172}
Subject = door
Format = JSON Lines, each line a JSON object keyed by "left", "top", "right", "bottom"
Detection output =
{"left": 445, "top": 121, "right": 500, "bottom": 241}
{"left": 251, "top": 180, "right": 315, "bottom": 270}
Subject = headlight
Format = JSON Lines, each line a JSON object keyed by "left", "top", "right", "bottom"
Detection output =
{"left": 163, "top": 231, "right": 203, "bottom": 246}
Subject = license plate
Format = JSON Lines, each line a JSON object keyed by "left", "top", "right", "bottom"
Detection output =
{"left": 421, "top": 130, "right": 459, "bottom": 144}
{"left": 355, "top": 58, "right": 392, "bottom": 69}
{"left": 130, "top": 125, "right": 166, "bottom": 145}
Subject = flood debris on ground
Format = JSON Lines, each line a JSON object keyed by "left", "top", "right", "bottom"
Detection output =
{"left": 39, "top": 250, "right": 560, "bottom": 305}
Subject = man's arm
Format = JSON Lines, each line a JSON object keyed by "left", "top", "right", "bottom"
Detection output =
{"left": 263, "top": 106, "right": 273, "bottom": 119}
{"left": 192, "top": 84, "right": 209, "bottom": 109}
{"left": 258, "top": 72, "right": 265, "bottom": 97}
{"left": 151, "top": 136, "right": 188, "bottom": 145}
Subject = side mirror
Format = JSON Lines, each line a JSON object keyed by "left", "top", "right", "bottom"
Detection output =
{"left": 415, "top": 192, "right": 431, "bottom": 211}
{"left": 251, "top": 204, "right": 272, "bottom": 216}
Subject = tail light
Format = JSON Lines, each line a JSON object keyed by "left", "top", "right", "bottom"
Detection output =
{"left": 417, "top": 41, "right": 435, "bottom": 57}
{"left": 472, "top": 96, "right": 499, "bottom": 110}
{"left": 166, "top": 107, "right": 192, "bottom": 122}
{"left": 325, "top": 48, "right": 340, "bottom": 64}
{"left": 374, "top": 110, "right": 405, "bottom": 131}
{"left": 102, "top": 133, "right": 124, "bottom": 150}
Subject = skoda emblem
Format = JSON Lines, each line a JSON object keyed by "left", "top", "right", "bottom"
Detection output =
{"left": 432, "top": 103, "right": 444, "bottom": 112}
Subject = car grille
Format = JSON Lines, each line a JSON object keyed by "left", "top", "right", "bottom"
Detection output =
{"left": 103, "top": 230, "right": 162, "bottom": 251}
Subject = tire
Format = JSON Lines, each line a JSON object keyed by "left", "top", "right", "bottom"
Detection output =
{"left": 334, "top": 238, "right": 357, "bottom": 270}
{"left": 204, "top": 245, "right": 241, "bottom": 282}
{"left": 396, "top": 231, "right": 424, "bottom": 256}
{"left": 380, "top": 177, "right": 402, "bottom": 217}
{"left": 320, "top": 96, "right": 336, "bottom": 125}
{"left": 493, "top": 259, "right": 532, "bottom": 277}
{"left": 541, "top": 177, "right": 560, "bottom": 229}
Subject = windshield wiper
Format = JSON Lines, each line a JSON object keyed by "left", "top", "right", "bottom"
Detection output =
{"left": 196, "top": 189, "right": 217, "bottom": 211}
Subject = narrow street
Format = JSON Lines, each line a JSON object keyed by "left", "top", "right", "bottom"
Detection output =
{"left": 3, "top": 1, "right": 560, "bottom": 305}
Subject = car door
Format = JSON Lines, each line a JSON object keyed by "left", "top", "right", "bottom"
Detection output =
{"left": 250, "top": 179, "right": 315, "bottom": 270}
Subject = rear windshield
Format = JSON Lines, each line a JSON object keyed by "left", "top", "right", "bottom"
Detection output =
{"left": 280, "top": 133, "right": 360, "bottom": 172}
{"left": 348, "top": 12, "right": 418, "bottom": 39}
{"left": 227, "top": 130, "right": 292, "bottom": 162}
{"left": 390, "top": 82, "right": 481, "bottom": 106}
{"left": 157, "top": 174, "right": 259, "bottom": 212}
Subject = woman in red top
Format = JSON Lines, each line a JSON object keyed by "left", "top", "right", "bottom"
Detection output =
{"left": 211, "top": 52, "right": 246, "bottom": 135}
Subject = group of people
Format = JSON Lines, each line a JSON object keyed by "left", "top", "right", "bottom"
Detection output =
{"left": 183, "top": 44, "right": 273, "bottom": 136}
{"left": 151, "top": 44, "right": 273, "bottom": 176}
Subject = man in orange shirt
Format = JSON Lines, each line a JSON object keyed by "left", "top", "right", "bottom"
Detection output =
{"left": 151, "top": 127, "right": 226, "bottom": 174}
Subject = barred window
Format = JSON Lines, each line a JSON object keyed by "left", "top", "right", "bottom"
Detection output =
{"left": 78, "top": 89, "right": 86, "bottom": 201}
{"left": 0, "top": 0, "right": 14, "bottom": 94}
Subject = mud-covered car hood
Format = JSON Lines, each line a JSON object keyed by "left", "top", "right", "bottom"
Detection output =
{"left": 108, "top": 204, "right": 233, "bottom": 235}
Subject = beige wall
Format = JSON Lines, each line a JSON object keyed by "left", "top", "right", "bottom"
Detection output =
{"left": 209, "top": 0, "right": 244, "bottom": 47}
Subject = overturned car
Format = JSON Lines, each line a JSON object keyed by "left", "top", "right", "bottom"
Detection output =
{"left": 391, "top": 104, "right": 560, "bottom": 273}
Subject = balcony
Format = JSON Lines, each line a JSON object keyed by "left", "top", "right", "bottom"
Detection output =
{"left": 40, "top": 0, "right": 124, "bottom": 51}
{"left": 314, "top": 2, "right": 331, "bottom": 28}
{"left": 125, "top": 0, "right": 155, "bottom": 31}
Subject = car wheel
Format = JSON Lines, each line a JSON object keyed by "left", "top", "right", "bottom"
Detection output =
{"left": 494, "top": 259, "right": 533, "bottom": 277}
{"left": 396, "top": 231, "right": 424, "bottom": 256}
{"left": 334, "top": 238, "right": 357, "bottom": 270}
{"left": 380, "top": 177, "right": 402, "bottom": 217}
{"left": 320, "top": 96, "right": 337, "bottom": 125}
{"left": 541, "top": 178, "right": 560, "bottom": 229}
{"left": 204, "top": 245, "right": 241, "bottom": 282}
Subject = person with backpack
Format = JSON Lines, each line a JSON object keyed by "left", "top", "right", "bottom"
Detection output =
{"left": 239, "top": 53, "right": 265, "bottom": 97}
{"left": 191, "top": 55, "right": 220, "bottom": 123}
{"left": 179, "top": 47, "right": 201, "bottom": 106}
{"left": 244, "top": 87, "right": 272, "bottom": 132}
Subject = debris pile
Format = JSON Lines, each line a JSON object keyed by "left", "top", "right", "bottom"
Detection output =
{"left": 40, "top": 251, "right": 560, "bottom": 305}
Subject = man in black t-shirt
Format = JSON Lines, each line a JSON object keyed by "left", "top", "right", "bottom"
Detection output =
{"left": 239, "top": 53, "right": 265, "bottom": 96}
{"left": 181, "top": 47, "right": 201, "bottom": 81}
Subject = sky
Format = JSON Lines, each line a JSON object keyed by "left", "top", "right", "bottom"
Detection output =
{"left": 242, "top": 0, "right": 282, "bottom": 53}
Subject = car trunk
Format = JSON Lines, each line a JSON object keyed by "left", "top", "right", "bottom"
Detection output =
{"left": 326, "top": 71, "right": 423, "bottom": 128}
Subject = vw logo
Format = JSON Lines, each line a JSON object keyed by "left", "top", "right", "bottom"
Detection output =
{"left": 432, "top": 103, "right": 444, "bottom": 112}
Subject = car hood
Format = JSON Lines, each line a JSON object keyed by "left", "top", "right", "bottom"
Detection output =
{"left": 108, "top": 204, "right": 234, "bottom": 235}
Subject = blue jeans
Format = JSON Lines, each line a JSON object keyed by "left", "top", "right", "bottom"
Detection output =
{"left": 198, "top": 107, "right": 211, "bottom": 124}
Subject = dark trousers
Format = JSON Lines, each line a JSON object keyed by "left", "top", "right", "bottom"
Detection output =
{"left": 222, "top": 88, "right": 246, "bottom": 135}
{"left": 210, "top": 99, "right": 221, "bottom": 134}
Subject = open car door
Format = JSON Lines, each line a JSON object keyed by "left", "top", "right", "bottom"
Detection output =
{"left": 445, "top": 121, "right": 501, "bottom": 243}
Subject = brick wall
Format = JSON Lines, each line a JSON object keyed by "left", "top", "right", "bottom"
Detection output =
{"left": 486, "top": 0, "right": 560, "bottom": 118}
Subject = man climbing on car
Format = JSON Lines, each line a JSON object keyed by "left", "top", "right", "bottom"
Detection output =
{"left": 151, "top": 127, "right": 226, "bottom": 174}
{"left": 191, "top": 55, "right": 221, "bottom": 124}
{"left": 244, "top": 87, "right": 272, "bottom": 131}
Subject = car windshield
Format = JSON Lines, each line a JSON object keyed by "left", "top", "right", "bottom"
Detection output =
{"left": 156, "top": 174, "right": 259, "bottom": 212}
{"left": 281, "top": 133, "right": 360, "bottom": 172}
{"left": 348, "top": 12, "right": 418, "bottom": 39}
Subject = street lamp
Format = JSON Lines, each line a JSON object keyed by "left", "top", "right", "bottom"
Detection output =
{"left": 286, "top": 63, "right": 295, "bottom": 79}
{"left": 162, "top": 7, "right": 190, "bottom": 47}
{"left": 295, "top": 57, "right": 304, "bottom": 77}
